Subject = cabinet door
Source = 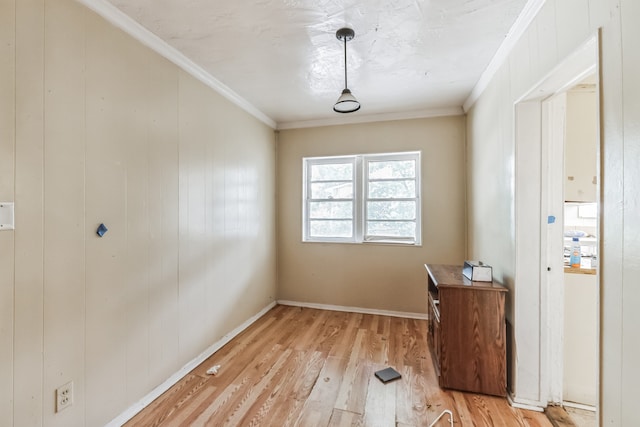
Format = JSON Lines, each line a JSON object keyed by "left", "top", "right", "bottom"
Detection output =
{"left": 439, "top": 288, "right": 506, "bottom": 396}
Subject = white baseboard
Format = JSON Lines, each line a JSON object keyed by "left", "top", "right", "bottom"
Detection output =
{"left": 562, "top": 401, "right": 596, "bottom": 412}
{"left": 507, "top": 392, "right": 545, "bottom": 412}
{"left": 277, "top": 299, "right": 428, "bottom": 320}
{"left": 106, "top": 301, "right": 277, "bottom": 427}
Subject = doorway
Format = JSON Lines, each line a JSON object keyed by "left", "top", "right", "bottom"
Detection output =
{"left": 542, "top": 78, "right": 599, "bottom": 425}
{"left": 511, "top": 33, "right": 600, "bottom": 424}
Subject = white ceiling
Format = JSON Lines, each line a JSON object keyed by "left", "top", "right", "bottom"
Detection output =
{"left": 102, "top": 0, "right": 529, "bottom": 128}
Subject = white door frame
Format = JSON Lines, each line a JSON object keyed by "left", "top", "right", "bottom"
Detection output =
{"left": 511, "top": 34, "right": 599, "bottom": 409}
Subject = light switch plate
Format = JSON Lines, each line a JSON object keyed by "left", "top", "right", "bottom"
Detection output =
{"left": 0, "top": 202, "right": 14, "bottom": 230}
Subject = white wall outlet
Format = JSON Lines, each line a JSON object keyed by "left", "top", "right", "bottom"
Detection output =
{"left": 56, "top": 381, "right": 73, "bottom": 413}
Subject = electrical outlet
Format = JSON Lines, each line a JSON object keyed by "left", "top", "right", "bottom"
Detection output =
{"left": 56, "top": 381, "right": 73, "bottom": 413}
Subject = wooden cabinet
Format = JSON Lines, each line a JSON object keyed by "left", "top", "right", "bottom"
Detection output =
{"left": 425, "top": 264, "right": 507, "bottom": 397}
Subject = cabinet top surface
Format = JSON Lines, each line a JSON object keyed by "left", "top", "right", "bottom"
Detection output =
{"left": 425, "top": 264, "right": 508, "bottom": 292}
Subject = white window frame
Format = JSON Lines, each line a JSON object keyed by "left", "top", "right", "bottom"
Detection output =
{"left": 302, "top": 155, "right": 358, "bottom": 243}
{"left": 302, "top": 151, "right": 421, "bottom": 245}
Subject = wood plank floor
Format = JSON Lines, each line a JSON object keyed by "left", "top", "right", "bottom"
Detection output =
{"left": 124, "top": 305, "right": 552, "bottom": 427}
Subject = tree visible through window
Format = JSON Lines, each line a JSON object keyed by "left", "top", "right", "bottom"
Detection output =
{"left": 307, "top": 160, "right": 354, "bottom": 239}
{"left": 303, "top": 152, "right": 421, "bottom": 244}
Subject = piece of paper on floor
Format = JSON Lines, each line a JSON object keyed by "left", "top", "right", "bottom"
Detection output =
{"left": 206, "top": 365, "right": 221, "bottom": 375}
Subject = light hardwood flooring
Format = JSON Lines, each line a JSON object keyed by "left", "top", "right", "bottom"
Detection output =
{"left": 124, "top": 305, "right": 552, "bottom": 426}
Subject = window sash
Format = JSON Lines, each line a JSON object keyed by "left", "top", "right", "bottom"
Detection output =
{"left": 363, "top": 154, "right": 419, "bottom": 243}
{"left": 303, "top": 157, "right": 356, "bottom": 242}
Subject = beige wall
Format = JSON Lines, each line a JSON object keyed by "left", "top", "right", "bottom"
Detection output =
{"left": 466, "top": 0, "right": 640, "bottom": 424}
{"left": 277, "top": 117, "right": 466, "bottom": 314}
{"left": 0, "top": 0, "right": 16, "bottom": 424}
{"left": 0, "top": 1, "right": 276, "bottom": 426}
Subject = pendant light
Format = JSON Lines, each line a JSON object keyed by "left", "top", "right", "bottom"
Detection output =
{"left": 333, "top": 27, "right": 360, "bottom": 113}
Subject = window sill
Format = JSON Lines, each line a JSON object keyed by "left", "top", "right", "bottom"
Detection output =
{"left": 302, "top": 239, "right": 422, "bottom": 247}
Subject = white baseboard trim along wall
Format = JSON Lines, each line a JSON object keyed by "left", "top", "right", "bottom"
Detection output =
{"left": 507, "top": 392, "right": 545, "bottom": 412}
{"left": 277, "top": 300, "right": 429, "bottom": 320}
{"left": 106, "top": 301, "right": 277, "bottom": 427}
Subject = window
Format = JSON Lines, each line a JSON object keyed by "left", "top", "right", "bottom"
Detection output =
{"left": 303, "top": 151, "right": 421, "bottom": 245}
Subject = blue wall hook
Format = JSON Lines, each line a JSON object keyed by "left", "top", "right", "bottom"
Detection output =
{"left": 97, "top": 223, "right": 108, "bottom": 237}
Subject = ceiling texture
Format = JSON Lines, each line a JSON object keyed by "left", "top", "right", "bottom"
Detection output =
{"left": 99, "top": 0, "right": 529, "bottom": 128}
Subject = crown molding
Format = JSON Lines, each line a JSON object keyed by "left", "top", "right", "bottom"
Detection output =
{"left": 76, "top": 0, "right": 277, "bottom": 129}
{"left": 463, "top": 0, "right": 547, "bottom": 112}
{"left": 276, "top": 106, "right": 464, "bottom": 130}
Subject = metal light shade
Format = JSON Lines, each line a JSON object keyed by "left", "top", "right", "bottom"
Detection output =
{"left": 333, "top": 27, "right": 360, "bottom": 113}
{"left": 334, "top": 88, "right": 360, "bottom": 113}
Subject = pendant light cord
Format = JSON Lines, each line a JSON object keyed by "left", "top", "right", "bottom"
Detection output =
{"left": 343, "top": 36, "right": 348, "bottom": 90}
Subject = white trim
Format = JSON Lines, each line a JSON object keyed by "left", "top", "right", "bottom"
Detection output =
{"left": 562, "top": 401, "right": 597, "bottom": 412}
{"left": 277, "top": 300, "right": 428, "bottom": 320}
{"left": 105, "top": 301, "right": 277, "bottom": 427}
{"left": 515, "top": 36, "right": 598, "bottom": 104}
{"left": 277, "top": 107, "right": 464, "bottom": 130}
{"left": 76, "top": 0, "right": 277, "bottom": 129}
{"left": 507, "top": 392, "right": 546, "bottom": 412}
{"left": 463, "top": 0, "right": 547, "bottom": 112}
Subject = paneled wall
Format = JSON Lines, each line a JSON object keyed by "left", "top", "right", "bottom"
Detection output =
{"left": 466, "top": 0, "right": 640, "bottom": 424}
{"left": 277, "top": 117, "right": 466, "bottom": 314}
{"left": 0, "top": 0, "right": 16, "bottom": 424}
{"left": 0, "top": 1, "right": 276, "bottom": 426}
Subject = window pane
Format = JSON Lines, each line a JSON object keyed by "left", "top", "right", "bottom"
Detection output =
{"left": 368, "top": 160, "right": 415, "bottom": 179}
{"left": 367, "top": 221, "right": 416, "bottom": 237}
{"left": 311, "top": 163, "right": 352, "bottom": 181}
{"left": 368, "top": 180, "right": 416, "bottom": 198}
{"left": 311, "top": 182, "right": 353, "bottom": 199}
{"left": 309, "top": 201, "right": 353, "bottom": 219}
{"left": 367, "top": 201, "right": 416, "bottom": 220}
{"left": 310, "top": 220, "right": 352, "bottom": 237}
